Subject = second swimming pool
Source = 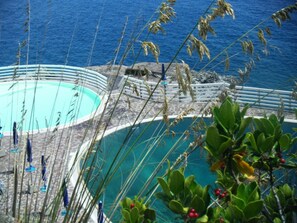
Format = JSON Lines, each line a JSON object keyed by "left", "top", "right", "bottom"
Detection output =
{"left": 0, "top": 80, "right": 102, "bottom": 132}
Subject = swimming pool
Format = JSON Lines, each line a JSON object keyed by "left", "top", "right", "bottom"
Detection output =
{"left": 0, "top": 80, "right": 102, "bottom": 132}
{"left": 82, "top": 117, "right": 216, "bottom": 222}
{"left": 80, "top": 116, "right": 297, "bottom": 222}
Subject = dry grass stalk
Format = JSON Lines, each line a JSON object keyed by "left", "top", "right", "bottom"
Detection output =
{"left": 148, "top": 1, "right": 176, "bottom": 34}
{"left": 187, "top": 35, "right": 210, "bottom": 60}
{"left": 272, "top": 3, "right": 297, "bottom": 27}
{"left": 141, "top": 41, "right": 160, "bottom": 63}
{"left": 241, "top": 40, "right": 254, "bottom": 55}
{"left": 163, "top": 96, "right": 169, "bottom": 125}
{"left": 224, "top": 50, "right": 230, "bottom": 71}
{"left": 257, "top": 29, "right": 267, "bottom": 46}
{"left": 211, "top": 0, "right": 235, "bottom": 20}
{"left": 198, "top": 16, "right": 216, "bottom": 40}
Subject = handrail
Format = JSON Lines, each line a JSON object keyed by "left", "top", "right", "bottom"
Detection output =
{"left": 121, "top": 76, "right": 297, "bottom": 112}
{"left": 0, "top": 64, "right": 108, "bottom": 93}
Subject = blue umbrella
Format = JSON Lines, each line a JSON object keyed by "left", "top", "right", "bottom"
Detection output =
{"left": 63, "top": 186, "right": 69, "bottom": 208}
{"left": 161, "top": 63, "right": 167, "bottom": 86}
{"left": 10, "top": 122, "right": 19, "bottom": 153}
{"left": 26, "top": 138, "right": 32, "bottom": 163}
{"left": 13, "top": 122, "right": 18, "bottom": 145}
{"left": 0, "top": 126, "right": 4, "bottom": 156}
{"left": 0, "top": 126, "right": 3, "bottom": 139}
{"left": 25, "top": 137, "right": 36, "bottom": 172}
{"left": 40, "top": 155, "right": 47, "bottom": 192}
{"left": 98, "top": 200, "right": 104, "bottom": 223}
{"left": 61, "top": 181, "right": 69, "bottom": 216}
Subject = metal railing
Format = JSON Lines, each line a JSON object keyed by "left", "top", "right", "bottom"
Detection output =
{"left": 121, "top": 76, "right": 297, "bottom": 112}
{"left": 0, "top": 64, "right": 108, "bottom": 93}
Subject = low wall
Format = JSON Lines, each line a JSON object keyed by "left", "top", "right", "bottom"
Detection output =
{"left": 0, "top": 64, "right": 108, "bottom": 93}
{"left": 121, "top": 76, "right": 297, "bottom": 112}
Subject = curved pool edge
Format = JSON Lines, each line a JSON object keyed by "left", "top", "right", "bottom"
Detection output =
{"left": 69, "top": 114, "right": 296, "bottom": 223}
{"left": 68, "top": 140, "right": 108, "bottom": 223}
{"left": 1, "top": 93, "right": 107, "bottom": 136}
{"left": 69, "top": 114, "right": 209, "bottom": 223}
{"left": 95, "top": 115, "right": 297, "bottom": 141}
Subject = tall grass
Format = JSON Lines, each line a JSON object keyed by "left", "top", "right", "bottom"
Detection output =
{"left": 0, "top": 0, "right": 296, "bottom": 223}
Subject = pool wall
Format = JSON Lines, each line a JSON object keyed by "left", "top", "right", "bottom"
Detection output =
{"left": 0, "top": 64, "right": 108, "bottom": 133}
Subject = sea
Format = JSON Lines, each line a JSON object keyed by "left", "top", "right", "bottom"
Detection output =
{"left": 0, "top": 0, "right": 296, "bottom": 90}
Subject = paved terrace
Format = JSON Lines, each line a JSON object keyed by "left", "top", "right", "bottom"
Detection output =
{"left": 0, "top": 63, "right": 295, "bottom": 222}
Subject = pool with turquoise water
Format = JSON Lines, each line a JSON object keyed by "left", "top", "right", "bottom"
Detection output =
{"left": 0, "top": 80, "right": 101, "bottom": 132}
{"left": 83, "top": 117, "right": 217, "bottom": 222}
{"left": 83, "top": 117, "right": 297, "bottom": 222}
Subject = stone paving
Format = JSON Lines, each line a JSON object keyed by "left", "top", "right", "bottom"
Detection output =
{"left": 0, "top": 64, "right": 295, "bottom": 222}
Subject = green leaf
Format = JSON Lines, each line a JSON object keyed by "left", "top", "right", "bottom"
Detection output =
{"left": 240, "top": 104, "right": 250, "bottom": 117}
{"left": 259, "top": 135, "right": 275, "bottom": 153}
{"left": 231, "top": 194, "right": 245, "bottom": 209}
{"left": 281, "top": 184, "right": 293, "bottom": 198}
{"left": 273, "top": 217, "right": 282, "bottom": 223}
{"left": 256, "top": 133, "right": 265, "bottom": 151}
{"left": 202, "top": 185, "right": 211, "bottom": 206}
{"left": 157, "top": 177, "right": 172, "bottom": 197}
{"left": 213, "top": 107, "right": 228, "bottom": 134}
{"left": 220, "top": 98, "right": 235, "bottom": 131}
{"left": 121, "top": 209, "right": 131, "bottom": 222}
{"left": 276, "top": 189, "right": 286, "bottom": 205}
{"left": 236, "top": 182, "right": 258, "bottom": 203}
{"left": 247, "top": 186, "right": 260, "bottom": 203}
{"left": 185, "top": 175, "right": 195, "bottom": 188}
{"left": 168, "top": 200, "right": 186, "bottom": 214}
{"left": 179, "top": 186, "right": 192, "bottom": 205}
{"left": 191, "top": 195, "right": 205, "bottom": 214}
{"left": 246, "top": 133, "right": 259, "bottom": 153}
{"left": 197, "top": 214, "right": 209, "bottom": 223}
{"left": 279, "top": 134, "right": 291, "bottom": 150}
{"left": 169, "top": 170, "right": 184, "bottom": 195}
{"left": 237, "top": 117, "right": 252, "bottom": 138}
{"left": 130, "top": 207, "right": 139, "bottom": 223}
{"left": 274, "top": 125, "right": 282, "bottom": 141}
{"left": 243, "top": 200, "right": 263, "bottom": 220}
{"left": 229, "top": 204, "right": 244, "bottom": 219}
{"left": 205, "top": 126, "right": 223, "bottom": 155}
{"left": 260, "top": 118, "right": 274, "bottom": 135}
{"left": 144, "top": 209, "right": 156, "bottom": 221}
{"left": 269, "top": 114, "right": 279, "bottom": 127}
{"left": 254, "top": 118, "right": 265, "bottom": 134}
{"left": 155, "top": 192, "right": 171, "bottom": 203}
{"left": 218, "top": 138, "right": 233, "bottom": 154}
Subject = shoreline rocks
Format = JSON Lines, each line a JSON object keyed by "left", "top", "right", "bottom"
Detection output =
{"left": 87, "top": 62, "right": 240, "bottom": 85}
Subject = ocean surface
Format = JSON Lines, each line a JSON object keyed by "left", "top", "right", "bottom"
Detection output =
{"left": 0, "top": 0, "right": 296, "bottom": 90}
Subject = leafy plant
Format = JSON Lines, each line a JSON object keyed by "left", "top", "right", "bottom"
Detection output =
{"left": 212, "top": 182, "right": 264, "bottom": 222}
{"left": 120, "top": 196, "right": 156, "bottom": 223}
{"left": 155, "top": 167, "right": 210, "bottom": 222}
{"left": 204, "top": 97, "right": 254, "bottom": 186}
{"left": 264, "top": 184, "right": 297, "bottom": 222}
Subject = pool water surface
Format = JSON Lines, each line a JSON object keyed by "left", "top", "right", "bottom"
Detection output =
{"left": 0, "top": 80, "right": 101, "bottom": 132}
{"left": 83, "top": 117, "right": 216, "bottom": 222}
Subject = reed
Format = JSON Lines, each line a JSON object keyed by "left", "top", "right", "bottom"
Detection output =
{"left": 0, "top": 1, "right": 296, "bottom": 223}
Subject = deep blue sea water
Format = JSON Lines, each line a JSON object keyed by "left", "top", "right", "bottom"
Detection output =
{"left": 0, "top": 0, "right": 296, "bottom": 90}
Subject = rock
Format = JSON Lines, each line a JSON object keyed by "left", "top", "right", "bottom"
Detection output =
{"left": 193, "top": 70, "right": 240, "bottom": 85}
